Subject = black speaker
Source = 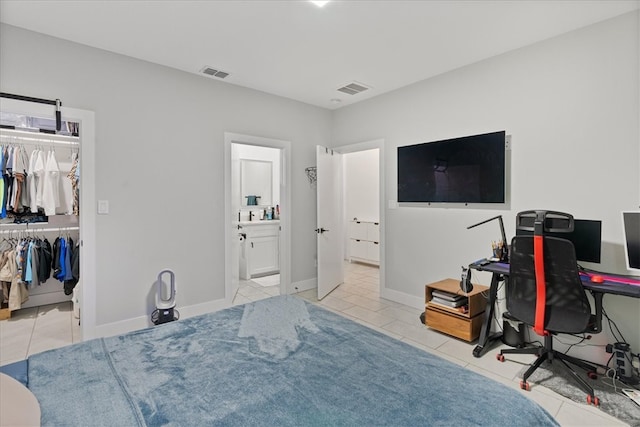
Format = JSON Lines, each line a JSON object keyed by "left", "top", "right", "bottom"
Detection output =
{"left": 460, "top": 266, "right": 473, "bottom": 293}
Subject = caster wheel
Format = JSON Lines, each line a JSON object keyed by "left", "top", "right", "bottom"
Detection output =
{"left": 587, "top": 395, "right": 600, "bottom": 406}
{"left": 496, "top": 354, "right": 505, "bottom": 362}
{"left": 520, "top": 380, "right": 530, "bottom": 391}
{"left": 587, "top": 371, "right": 597, "bottom": 380}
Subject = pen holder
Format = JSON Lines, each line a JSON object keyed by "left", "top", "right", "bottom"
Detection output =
{"left": 493, "top": 247, "right": 502, "bottom": 260}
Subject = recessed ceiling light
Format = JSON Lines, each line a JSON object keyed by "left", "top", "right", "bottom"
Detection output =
{"left": 310, "top": 1, "right": 330, "bottom": 7}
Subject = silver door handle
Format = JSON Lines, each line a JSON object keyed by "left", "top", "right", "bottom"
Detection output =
{"left": 315, "top": 228, "right": 329, "bottom": 234}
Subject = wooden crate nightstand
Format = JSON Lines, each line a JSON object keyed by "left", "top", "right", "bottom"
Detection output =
{"left": 425, "top": 279, "right": 488, "bottom": 342}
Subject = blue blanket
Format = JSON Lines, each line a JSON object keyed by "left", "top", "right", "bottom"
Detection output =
{"left": 27, "top": 296, "right": 558, "bottom": 426}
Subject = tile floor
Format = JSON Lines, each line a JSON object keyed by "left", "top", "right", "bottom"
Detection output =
{"left": 0, "top": 302, "right": 81, "bottom": 366}
{"left": 0, "top": 263, "right": 628, "bottom": 426}
{"left": 293, "top": 262, "right": 627, "bottom": 427}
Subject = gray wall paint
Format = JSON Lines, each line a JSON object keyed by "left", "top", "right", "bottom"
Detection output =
{"left": 0, "top": 24, "right": 330, "bottom": 326}
{"left": 332, "top": 11, "right": 640, "bottom": 361}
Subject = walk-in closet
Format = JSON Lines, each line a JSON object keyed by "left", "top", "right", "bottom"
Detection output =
{"left": 0, "top": 99, "right": 82, "bottom": 325}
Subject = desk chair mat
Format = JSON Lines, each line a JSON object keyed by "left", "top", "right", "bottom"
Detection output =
{"left": 519, "top": 362, "right": 640, "bottom": 426}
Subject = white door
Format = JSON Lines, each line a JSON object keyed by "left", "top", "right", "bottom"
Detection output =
{"left": 316, "top": 145, "right": 344, "bottom": 299}
{"left": 231, "top": 143, "right": 242, "bottom": 299}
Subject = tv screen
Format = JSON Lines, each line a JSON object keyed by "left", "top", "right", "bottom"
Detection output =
{"left": 516, "top": 219, "right": 602, "bottom": 264}
{"left": 397, "top": 131, "right": 506, "bottom": 203}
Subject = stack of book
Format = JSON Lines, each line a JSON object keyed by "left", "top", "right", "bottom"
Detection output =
{"left": 430, "top": 290, "right": 468, "bottom": 313}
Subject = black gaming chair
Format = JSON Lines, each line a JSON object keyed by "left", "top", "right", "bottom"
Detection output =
{"left": 497, "top": 210, "right": 602, "bottom": 406}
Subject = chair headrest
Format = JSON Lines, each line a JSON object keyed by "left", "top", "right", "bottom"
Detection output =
{"left": 516, "top": 210, "right": 574, "bottom": 235}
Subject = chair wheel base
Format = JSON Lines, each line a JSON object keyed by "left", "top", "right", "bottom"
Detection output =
{"left": 496, "top": 353, "right": 505, "bottom": 362}
{"left": 520, "top": 380, "right": 530, "bottom": 391}
{"left": 587, "top": 371, "right": 597, "bottom": 380}
{"left": 587, "top": 395, "right": 600, "bottom": 406}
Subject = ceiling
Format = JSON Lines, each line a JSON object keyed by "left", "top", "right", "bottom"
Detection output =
{"left": 1, "top": 0, "right": 638, "bottom": 110}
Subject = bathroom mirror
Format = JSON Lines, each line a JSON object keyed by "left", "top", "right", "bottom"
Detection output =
{"left": 241, "top": 159, "right": 272, "bottom": 207}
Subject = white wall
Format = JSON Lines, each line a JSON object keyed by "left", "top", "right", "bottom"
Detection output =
{"left": 0, "top": 24, "right": 331, "bottom": 334}
{"left": 344, "top": 149, "right": 379, "bottom": 223}
{"left": 332, "top": 11, "right": 640, "bottom": 362}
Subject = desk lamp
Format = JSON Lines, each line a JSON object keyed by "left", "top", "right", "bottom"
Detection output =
{"left": 467, "top": 215, "right": 509, "bottom": 263}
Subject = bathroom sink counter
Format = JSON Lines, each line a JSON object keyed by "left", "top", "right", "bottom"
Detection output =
{"left": 239, "top": 221, "right": 280, "bottom": 279}
{"left": 239, "top": 220, "right": 280, "bottom": 226}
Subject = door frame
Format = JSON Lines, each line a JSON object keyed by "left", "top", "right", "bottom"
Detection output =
{"left": 334, "top": 139, "right": 385, "bottom": 295}
{"left": 224, "top": 132, "right": 291, "bottom": 303}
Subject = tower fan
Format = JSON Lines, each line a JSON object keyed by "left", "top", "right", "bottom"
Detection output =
{"left": 151, "top": 269, "right": 179, "bottom": 325}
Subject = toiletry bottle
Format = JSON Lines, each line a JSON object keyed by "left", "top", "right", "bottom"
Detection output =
{"left": 271, "top": 206, "right": 275, "bottom": 220}
{"left": 276, "top": 205, "right": 279, "bottom": 219}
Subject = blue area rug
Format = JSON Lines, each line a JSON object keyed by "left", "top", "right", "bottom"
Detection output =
{"left": 27, "top": 296, "right": 558, "bottom": 426}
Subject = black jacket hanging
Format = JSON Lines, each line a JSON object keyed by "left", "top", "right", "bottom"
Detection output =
{"left": 38, "top": 238, "right": 52, "bottom": 282}
{"left": 64, "top": 243, "right": 80, "bottom": 295}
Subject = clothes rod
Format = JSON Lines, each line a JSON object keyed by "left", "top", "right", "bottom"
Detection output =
{"left": 0, "top": 133, "right": 79, "bottom": 146}
{"left": 0, "top": 226, "right": 79, "bottom": 234}
{"left": 0, "top": 92, "right": 62, "bottom": 131}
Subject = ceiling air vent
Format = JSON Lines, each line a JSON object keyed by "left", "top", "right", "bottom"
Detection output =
{"left": 200, "top": 66, "right": 230, "bottom": 79}
{"left": 337, "top": 82, "right": 370, "bottom": 95}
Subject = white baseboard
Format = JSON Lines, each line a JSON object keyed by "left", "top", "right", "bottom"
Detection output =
{"left": 288, "top": 278, "right": 316, "bottom": 294}
{"left": 90, "top": 298, "right": 230, "bottom": 339}
{"left": 380, "top": 287, "right": 423, "bottom": 311}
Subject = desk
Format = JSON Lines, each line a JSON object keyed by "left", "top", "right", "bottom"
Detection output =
{"left": 469, "top": 261, "right": 640, "bottom": 358}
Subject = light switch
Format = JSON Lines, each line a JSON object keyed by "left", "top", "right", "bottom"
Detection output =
{"left": 98, "top": 200, "right": 109, "bottom": 214}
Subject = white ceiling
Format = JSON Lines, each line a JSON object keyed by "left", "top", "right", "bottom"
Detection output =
{"left": 1, "top": 0, "right": 638, "bottom": 110}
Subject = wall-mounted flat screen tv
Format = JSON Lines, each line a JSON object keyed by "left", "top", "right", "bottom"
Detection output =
{"left": 397, "top": 130, "right": 506, "bottom": 204}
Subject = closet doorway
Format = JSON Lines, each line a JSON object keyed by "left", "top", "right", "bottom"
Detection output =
{"left": 0, "top": 97, "right": 96, "bottom": 340}
{"left": 224, "top": 133, "right": 291, "bottom": 304}
{"left": 333, "top": 139, "right": 385, "bottom": 295}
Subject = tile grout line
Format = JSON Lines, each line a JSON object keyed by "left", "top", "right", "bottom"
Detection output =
{"left": 24, "top": 306, "right": 40, "bottom": 359}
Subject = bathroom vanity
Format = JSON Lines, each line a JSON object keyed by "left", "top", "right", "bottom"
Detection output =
{"left": 239, "top": 220, "right": 280, "bottom": 279}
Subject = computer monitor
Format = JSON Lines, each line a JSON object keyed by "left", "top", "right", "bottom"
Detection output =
{"left": 516, "top": 219, "right": 602, "bottom": 264}
{"left": 622, "top": 211, "right": 640, "bottom": 274}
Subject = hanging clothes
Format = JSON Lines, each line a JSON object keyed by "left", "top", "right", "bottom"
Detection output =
{"left": 0, "top": 146, "right": 5, "bottom": 219}
{"left": 27, "top": 148, "right": 39, "bottom": 213}
{"left": 63, "top": 241, "right": 79, "bottom": 295}
{"left": 52, "top": 236, "right": 66, "bottom": 280}
{"left": 37, "top": 238, "right": 52, "bottom": 283}
{"left": 63, "top": 238, "right": 73, "bottom": 281}
{"left": 34, "top": 149, "right": 46, "bottom": 211}
{"left": 13, "top": 146, "right": 28, "bottom": 213}
{"left": 42, "top": 150, "right": 61, "bottom": 215}
{"left": 7, "top": 246, "right": 29, "bottom": 311}
{"left": 0, "top": 244, "right": 13, "bottom": 305}
{"left": 24, "top": 240, "right": 33, "bottom": 283}
{"left": 30, "top": 239, "right": 41, "bottom": 288}
{"left": 67, "top": 152, "right": 79, "bottom": 216}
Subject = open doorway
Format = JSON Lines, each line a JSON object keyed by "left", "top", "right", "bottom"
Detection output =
{"left": 316, "top": 139, "right": 384, "bottom": 299}
{"left": 224, "top": 133, "right": 291, "bottom": 305}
